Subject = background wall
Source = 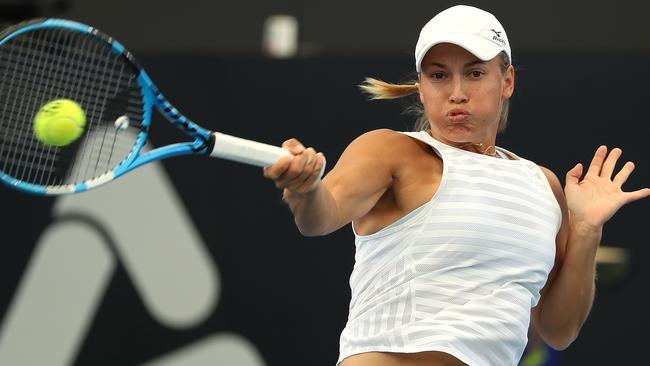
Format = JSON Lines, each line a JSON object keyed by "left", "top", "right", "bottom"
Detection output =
{"left": 0, "top": 1, "right": 648, "bottom": 365}
{"left": 5, "top": 0, "right": 650, "bottom": 55}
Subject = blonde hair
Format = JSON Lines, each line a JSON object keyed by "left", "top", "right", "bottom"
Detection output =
{"left": 359, "top": 52, "right": 512, "bottom": 132}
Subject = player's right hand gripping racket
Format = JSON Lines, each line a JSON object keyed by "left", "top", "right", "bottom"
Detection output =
{"left": 0, "top": 18, "right": 321, "bottom": 195}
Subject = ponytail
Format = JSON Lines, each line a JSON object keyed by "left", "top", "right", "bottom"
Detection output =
{"left": 359, "top": 78, "right": 419, "bottom": 100}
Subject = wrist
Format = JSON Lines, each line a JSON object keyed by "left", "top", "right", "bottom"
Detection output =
{"left": 569, "top": 219, "right": 603, "bottom": 238}
{"left": 568, "top": 219, "right": 602, "bottom": 258}
{"left": 282, "top": 181, "right": 321, "bottom": 204}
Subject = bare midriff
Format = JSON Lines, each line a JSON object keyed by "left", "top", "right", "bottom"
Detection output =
{"left": 340, "top": 351, "right": 468, "bottom": 366}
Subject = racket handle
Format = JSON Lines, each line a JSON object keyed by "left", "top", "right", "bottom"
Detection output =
{"left": 209, "top": 132, "right": 292, "bottom": 167}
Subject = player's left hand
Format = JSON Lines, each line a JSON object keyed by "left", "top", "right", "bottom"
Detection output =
{"left": 564, "top": 145, "right": 650, "bottom": 231}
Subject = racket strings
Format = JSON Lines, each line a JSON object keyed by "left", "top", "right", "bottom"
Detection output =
{"left": 80, "top": 45, "right": 130, "bottom": 182}
{"left": 0, "top": 29, "right": 51, "bottom": 182}
{"left": 3, "top": 28, "right": 87, "bottom": 185}
{"left": 2, "top": 29, "right": 71, "bottom": 182}
{"left": 0, "top": 27, "right": 144, "bottom": 188}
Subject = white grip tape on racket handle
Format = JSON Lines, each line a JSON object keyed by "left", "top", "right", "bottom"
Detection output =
{"left": 210, "top": 132, "right": 326, "bottom": 178}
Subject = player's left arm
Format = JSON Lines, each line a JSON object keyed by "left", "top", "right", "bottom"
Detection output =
{"left": 531, "top": 146, "right": 650, "bottom": 350}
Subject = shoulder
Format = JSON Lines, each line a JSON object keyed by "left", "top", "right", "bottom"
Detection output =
{"left": 346, "top": 129, "right": 431, "bottom": 157}
{"left": 537, "top": 165, "right": 564, "bottom": 201}
{"left": 335, "top": 129, "right": 436, "bottom": 176}
{"left": 349, "top": 128, "right": 416, "bottom": 145}
{"left": 537, "top": 164, "right": 569, "bottom": 249}
{"left": 538, "top": 166, "right": 561, "bottom": 190}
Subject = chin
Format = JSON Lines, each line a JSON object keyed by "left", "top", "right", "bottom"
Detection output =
{"left": 443, "top": 126, "right": 478, "bottom": 141}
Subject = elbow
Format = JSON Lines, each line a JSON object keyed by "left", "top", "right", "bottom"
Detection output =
{"left": 541, "top": 326, "right": 581, "bottom": 351}
{"left": 545, "top": 336, "right": 574, "bottom": 351}
{"left": 295, "top": 220, "right": 334, "bottom": 237}
{"left": 292, "top": 206, "right": 344, "bottom": 236}
{"left": 297, "top": 227, "right": 326, "bottom": 237}
{"left": 533, "top": 302, "right": 588, "bottom": 351}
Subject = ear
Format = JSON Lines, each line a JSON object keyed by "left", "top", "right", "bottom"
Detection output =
{"left": 502, "top": 65, "right": 515, "bottom": 99}
{"left": 417, "top": 75, "right": 424, "bottom": 104}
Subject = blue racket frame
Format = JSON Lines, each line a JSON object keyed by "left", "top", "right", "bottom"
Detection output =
{"left": 0, "top": 19, "right": 214, "bottom": 195}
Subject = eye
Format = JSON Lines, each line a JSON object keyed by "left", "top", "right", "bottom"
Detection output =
{"left": 468, "top": 70, "right": 484, "bottom": 79}
{"left": 429, "top": 71, "right": 445, "bottom": 81}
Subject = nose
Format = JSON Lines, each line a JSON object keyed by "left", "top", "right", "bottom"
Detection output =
{"left": 449, "top": 78, "right": 468, "bottom": 104}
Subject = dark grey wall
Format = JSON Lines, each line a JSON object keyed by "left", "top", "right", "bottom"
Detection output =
{"left": 40, "top": 0, "right": 650, "bottom": 56}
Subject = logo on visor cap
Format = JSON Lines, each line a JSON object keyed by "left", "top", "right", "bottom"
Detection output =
{"left": 490, "top": 29, "right": 506, "bottom": 45}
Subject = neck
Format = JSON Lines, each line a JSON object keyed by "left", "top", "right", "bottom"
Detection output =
{"left": 426, "top": 130, "right": 498, "bottom": 157}
{"left": 457, "top": 141, "right": 498, "bottom": 156}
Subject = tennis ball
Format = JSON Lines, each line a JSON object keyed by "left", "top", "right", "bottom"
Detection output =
{"left": 33, "top": 99, "right": 86, "bottom": 147}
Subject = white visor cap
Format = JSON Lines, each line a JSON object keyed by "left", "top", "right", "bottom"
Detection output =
{"left": 415, "top": 5, "right": 511, "bottom": 72}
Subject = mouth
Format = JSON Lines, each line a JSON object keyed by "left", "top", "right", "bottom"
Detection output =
{"left": 447, "top": 109, "right": 471, "bottom": 123}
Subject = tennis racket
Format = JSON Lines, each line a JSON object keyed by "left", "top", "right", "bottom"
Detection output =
{"left": 0, "top": 18, "right": 315, "bottom": 195}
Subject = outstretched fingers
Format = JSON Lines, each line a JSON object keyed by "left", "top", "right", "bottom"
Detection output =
{"left": 600, "top": 147, "right": 622, "bottom": 179}
{"left": 624, "top": 188, "right": 650, "bottom": 204}
{"left": 610, "top": 159, "right": 650, "bottom": 204}
{"left": 585, "top": 145, "right": 607, "bottom": 178}
{"left": 612, "top": 161, "right": 635, "bottom": 186}
{"left": 565, "top": 163, "right": 583, "bottom": 187}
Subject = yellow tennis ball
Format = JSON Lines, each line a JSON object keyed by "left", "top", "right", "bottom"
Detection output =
{"left": 33, "top": 99, "right": 86, "bottom": 147}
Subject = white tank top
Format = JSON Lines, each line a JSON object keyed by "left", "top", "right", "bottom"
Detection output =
{"left": 337, "top": 131, "right": 561, "bottom": 366}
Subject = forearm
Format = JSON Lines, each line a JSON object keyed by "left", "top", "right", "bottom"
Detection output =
{"left": 283, "top": 182, "right": 342, "bottom": 236}
{"left": 537, "top": 221, "right": 601, "bottom": 349}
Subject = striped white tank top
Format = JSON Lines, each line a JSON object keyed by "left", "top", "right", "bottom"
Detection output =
{"left": 337, "top": 131, "right": 561, "bottom": 366}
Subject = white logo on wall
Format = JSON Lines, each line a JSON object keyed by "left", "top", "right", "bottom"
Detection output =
{"left": 0, "top": 142, "right": 266, "bottom": 366}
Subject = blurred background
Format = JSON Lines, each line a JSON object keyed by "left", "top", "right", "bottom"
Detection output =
{"left": 0, "top": 0, "right": 648, "bottom": 365}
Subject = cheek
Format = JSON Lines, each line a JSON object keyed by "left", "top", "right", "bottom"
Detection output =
{"left": 421, "top": 91, "right": 445, "bottom": 117}
{"left": 420, "top": 86, "right": 445, "bottom": 110}
{"left": 474, "top": 84, "right": 504, "bottom": 116}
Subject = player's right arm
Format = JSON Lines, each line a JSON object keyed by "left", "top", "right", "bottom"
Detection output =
{"left": 264, "top": 129, "right": 401, "bottom": 236}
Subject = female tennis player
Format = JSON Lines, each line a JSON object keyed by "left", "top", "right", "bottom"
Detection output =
{"left": 264, "top": 5, "right": 650, "bottom": 366}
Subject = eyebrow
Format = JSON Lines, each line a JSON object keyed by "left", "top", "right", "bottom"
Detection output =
{"left": 428, "top": 60, "right": 486, "bottom": 69}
